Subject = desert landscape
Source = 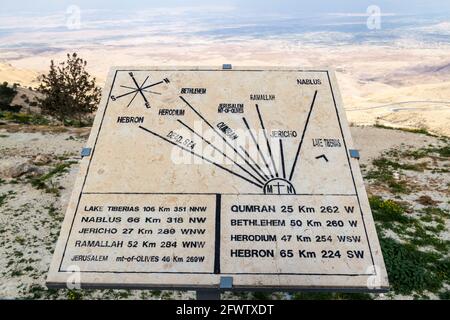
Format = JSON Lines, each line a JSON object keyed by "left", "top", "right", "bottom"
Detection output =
{"left": 1, "top": 7, "right": 449, "bottom": 136}
{"left": 2, "top": 44, "right": 450, "bottom": 136}
{"left": 0, "top": 4, "right": 449, "bottom": 300}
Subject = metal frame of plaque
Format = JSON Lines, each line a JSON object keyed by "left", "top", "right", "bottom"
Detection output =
{"left": 47, "top": 67, "right": 389, "bottom": 293}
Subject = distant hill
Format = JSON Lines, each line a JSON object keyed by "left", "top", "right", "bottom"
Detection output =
{"left": 0, "top": 62, "right": 39, "bottom": 88}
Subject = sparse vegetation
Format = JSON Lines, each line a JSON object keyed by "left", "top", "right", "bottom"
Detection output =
{"left": 46, "top": 204, "right": 63, "bottom": 222}
{"left": 367, "top": 134, "right": 449, "bottom": 297}
{"left": 365, "top": 140, "right": 449, "bottom": 195}
{"left": 374, "top": 123, "right": 437, "bottom": 137}
{"left": 0, "top": 193, "right": 8, "bottom": 207}
{"left": 67, "top": 290, "right": 83, "bottom": 300}
{"left": 402, "top": 142, "right": 450, "bottom": 159}
{"left": 0, "top": 111, "right": 49, "bottom": 125}
{"left": 370, "top": 196, "right": 450, "bottom": 296}
{"left": 439, "top": 291, "right": 450, "bottom": 300}
{"left": 37, "top": 53, "right": 101, "bottom": 126}
{"left": 366, "top": 159, "right": 412, "bottom": 193}
{"left": 378, "top": 235, "right": 449, "bottom": 295}
{"left": 369, "top": 196, "right": 411, "bottom": 225}
{"left": 29, "top": 161, "right": 76, "bottom": 194}
{"left": 0, "top": 190, "right": 15, "bottom": 207}
{"left": 0, "top": 81, "right": 18, "bottom": 111}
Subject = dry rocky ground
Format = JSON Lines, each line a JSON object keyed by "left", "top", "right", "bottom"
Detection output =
{"left": 0, "top": 124, "right": 448, "bottom": 300}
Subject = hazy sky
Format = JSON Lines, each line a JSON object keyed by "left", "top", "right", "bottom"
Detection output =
{"left": 3, "top": 0, "right": 450, "bottom": 15}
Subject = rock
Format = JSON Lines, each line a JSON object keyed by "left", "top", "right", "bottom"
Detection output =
{"left": 416, "top": 195, "right": 439, "bottom": 206}
{"left": 32, "top": 154, "right": 52, "bottom": 165}
{"left": 0, "top": 159, "right": 45, "bottom": 179}
{"left": 11, "top": 163, "right": 44, "bottom": 178}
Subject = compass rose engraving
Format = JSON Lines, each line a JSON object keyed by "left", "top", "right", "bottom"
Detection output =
{"left": 110, "top": 72, "right": 170, "bottom": 108}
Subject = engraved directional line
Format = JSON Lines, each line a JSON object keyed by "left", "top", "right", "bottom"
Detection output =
{"left": 239, "top": 146, "right": 271, "bottom": 180}
{"left": 126, "top": 91, "right": 139, "bottom": 108}
{"left": 115, "top": 76, "right": 148, "bottom": 100}
{"left": 279, "top": 139, "right": 286, "bottom": 179}
{"left": 111, "top": 74, "right": 168, "bottom": 108}
{"left": 177, "top": 119, "right": 267, "bottom": 185}
{"left": 142, "top": 79, "right": 167, "bottom": 90}
{"left": 139, "top": 126, "right": 263, "bottom": 188}
{"left": 242, "top": 117, "right": 275, "bottom": 179}
{"left": 125, "top": 77, "right": 148, "bottom": 108}
{"left": 120, "top": 85, "right": 161, "bottom": 95}
{"left": 289, "top": 90, "right": 318, "bottom": 181}
{"left": 255, "top": 104, "right": 278, "bottom": 177}
{"left": 130, "top": 74, "right": 150, "bottom": 108}
{"left": 179, "top": 96, "right": 268, "bottom": 183}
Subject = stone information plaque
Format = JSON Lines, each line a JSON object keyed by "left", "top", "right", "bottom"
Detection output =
{"left": 47, "top": 67, "right": 389, "bottom": 291}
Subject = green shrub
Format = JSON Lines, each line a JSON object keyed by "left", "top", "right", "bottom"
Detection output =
{"left": 379, "top": 236, "right": 449, "bottom": 295}
{"left": 0, "top": 111, "right": 49, "bottom": 125}
{"left": 369, "top": 196, "right": 410, "bottom": 225}
{"left": 0, "top": 82, "right": 17, "bottom": 108}
{"left": 29, "top": 162, "right": 76, "bottom": 194}
{"left": 37, "top": 53, "right": 101, "bottom": 124}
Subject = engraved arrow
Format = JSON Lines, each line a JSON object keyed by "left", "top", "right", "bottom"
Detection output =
{"left": 315, "top": 154, "right": 329, "bottom": 162}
